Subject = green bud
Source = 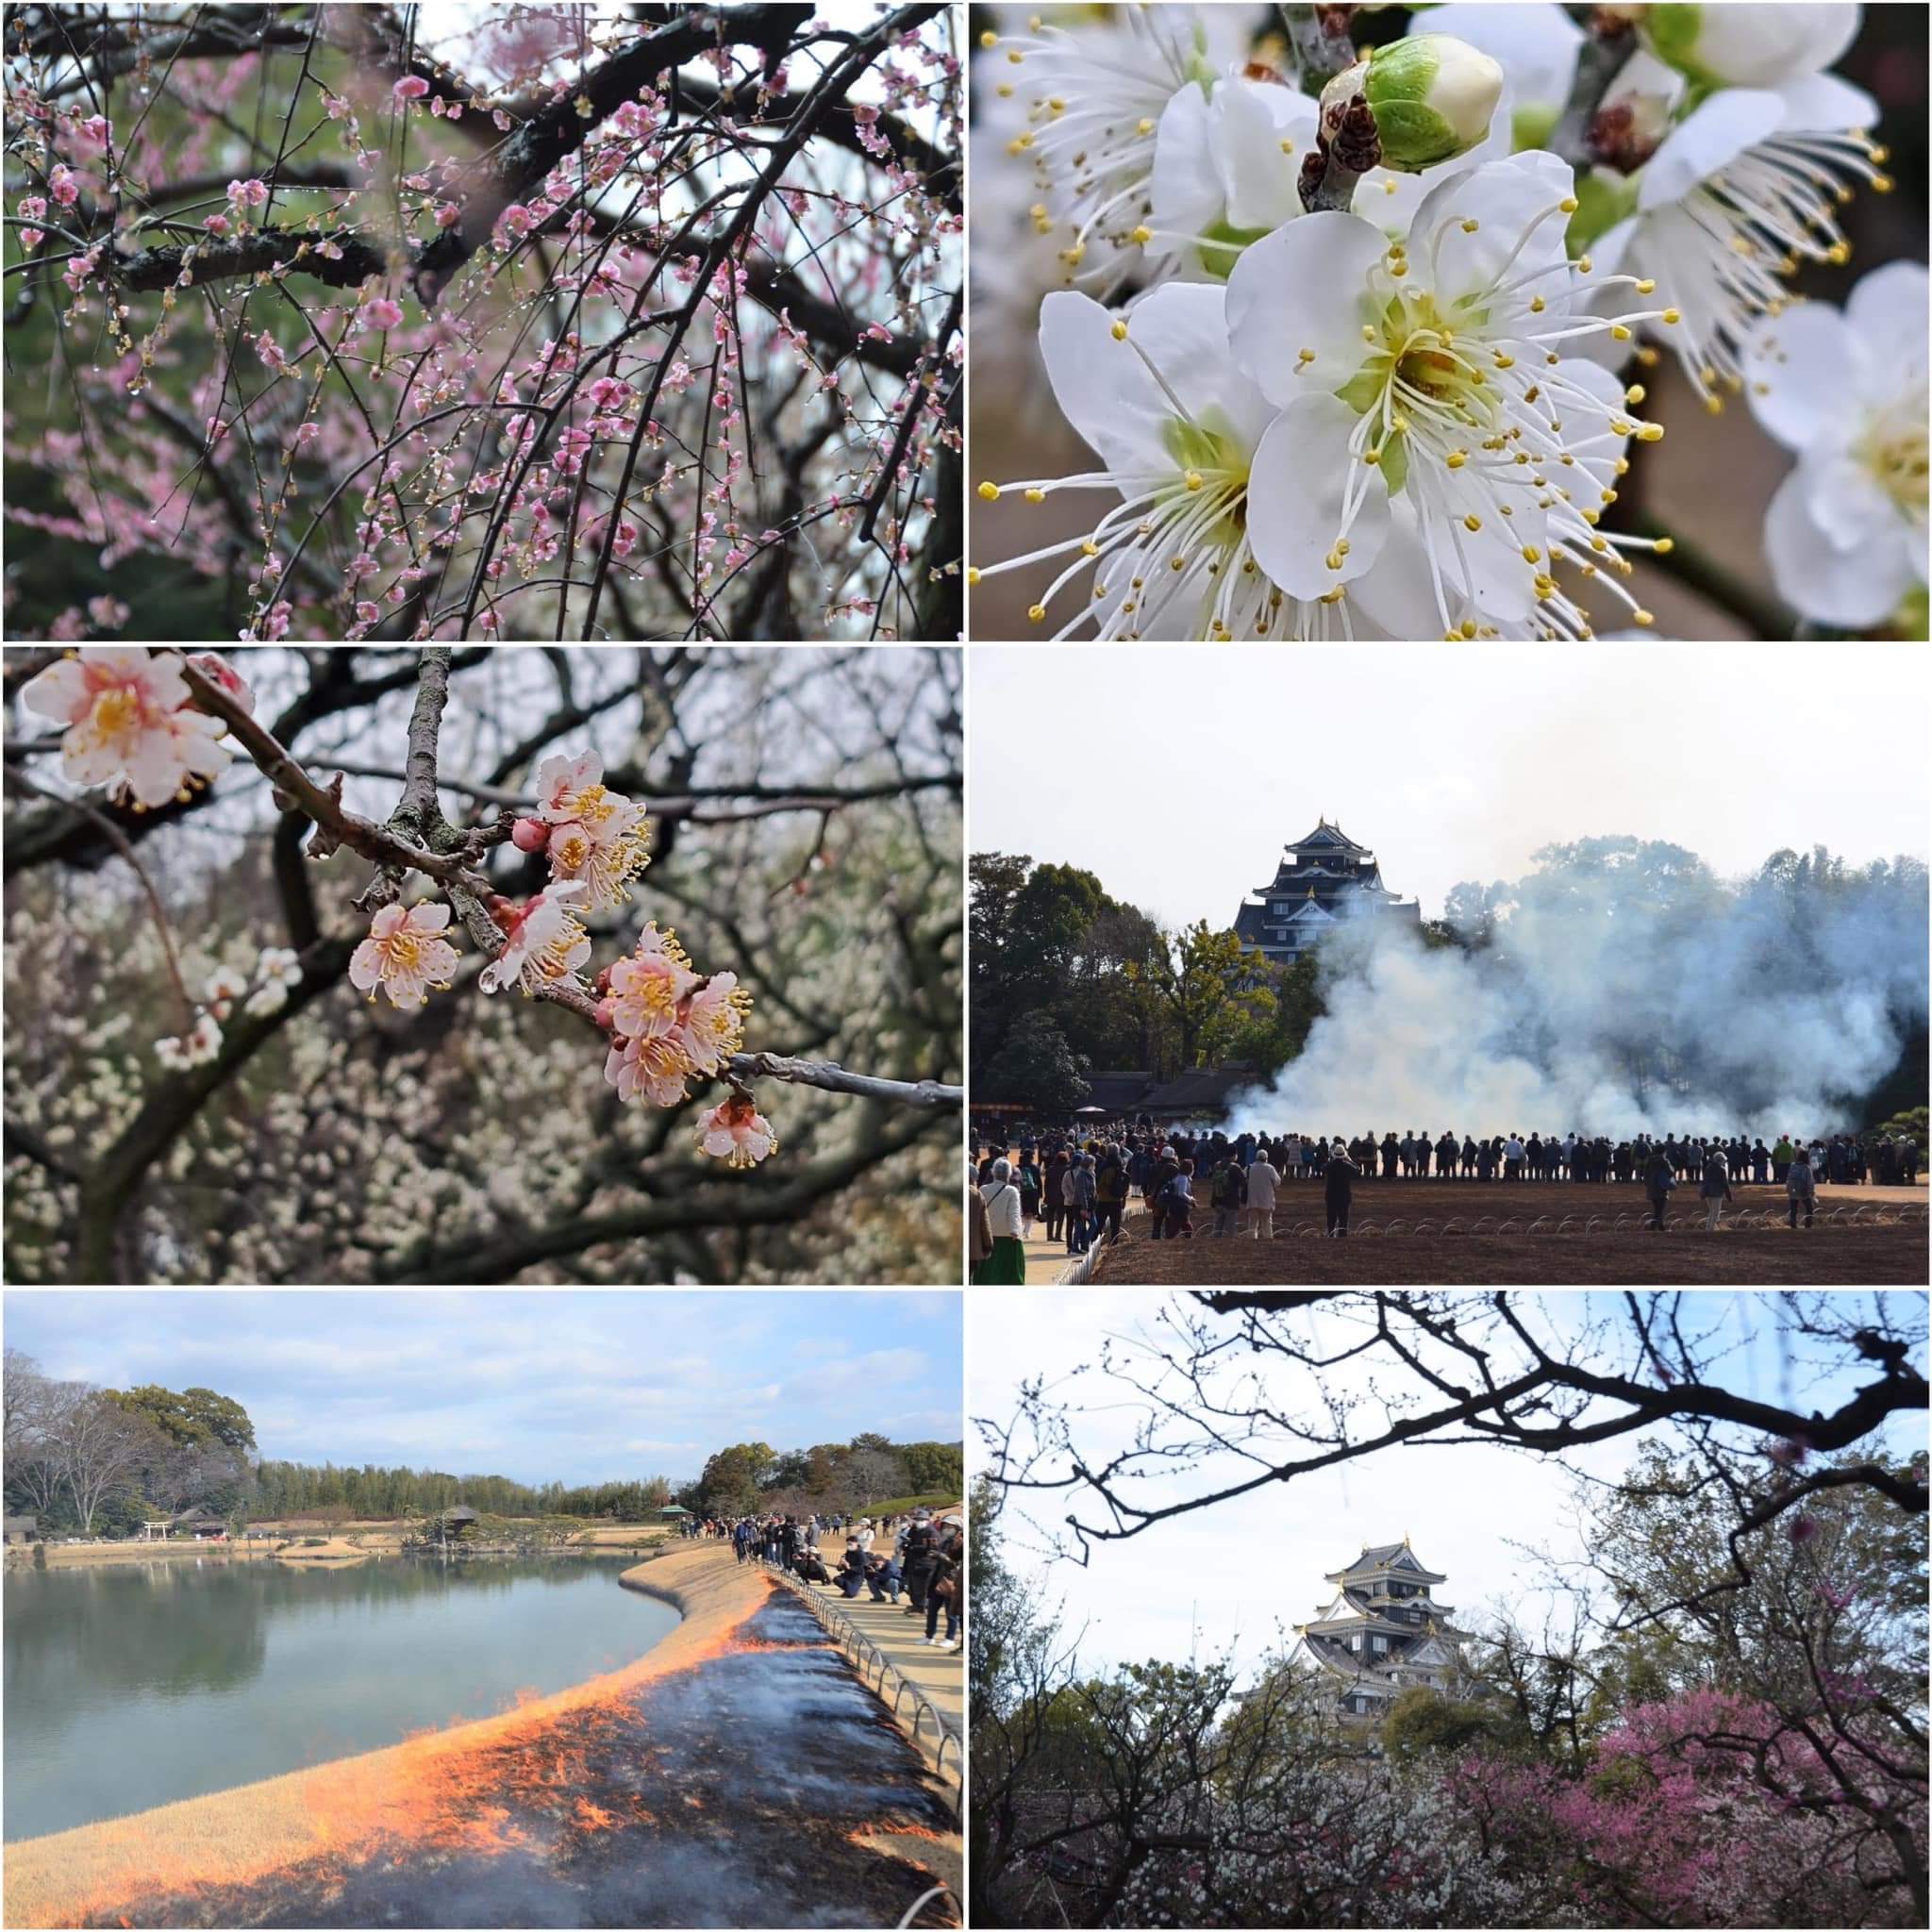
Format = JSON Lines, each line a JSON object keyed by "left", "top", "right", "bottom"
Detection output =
{"left": 1322, "top": 34, "right": 1504, "bottom": 174}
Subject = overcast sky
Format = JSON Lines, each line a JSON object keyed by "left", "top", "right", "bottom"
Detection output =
{"left": 971, "top": 1289, "right": 1924, "bottom": 1676}
{"left": 2, "top": 1291, "right": 960, "bottom": 1484}
{"left": 970, "top": 646, "right": 1932, "bottom": 927}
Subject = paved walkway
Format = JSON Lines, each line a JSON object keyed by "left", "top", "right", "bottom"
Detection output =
{"left": 777, "top": 1564, "right": 963, "bottom": 1735}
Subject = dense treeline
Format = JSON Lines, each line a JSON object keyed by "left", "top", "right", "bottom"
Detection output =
{"left": 251, "top": 1463, "right": 673, "bottom": 1524}
{"left": 687, "top": 1435, "right": 964, "bottom": 1518}
{"left": 969, "top": 854, "right": 1324, "bottom": 1109}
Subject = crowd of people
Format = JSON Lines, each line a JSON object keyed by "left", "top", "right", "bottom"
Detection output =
{"left": 968, "top": 1118, "right": 1923, "bottom": 1256}
{"left": 724, "top": 1506, "right": 964, "bottom": 1650}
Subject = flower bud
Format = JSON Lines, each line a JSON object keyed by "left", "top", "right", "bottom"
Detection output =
{"left": 1320, "top": 34, "right": 1503, "bottom": 174}
{"left": 510, "top": 815, "right": 549, "bottom": 852}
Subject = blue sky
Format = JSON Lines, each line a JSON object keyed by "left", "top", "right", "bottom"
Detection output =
{"left": 3, "top": 1291, "right": 960, "bottom": 1484}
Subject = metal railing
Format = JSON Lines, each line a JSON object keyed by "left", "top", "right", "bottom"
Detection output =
{"left": 766, "top": 1565, "right": 963, "bottom": 1824}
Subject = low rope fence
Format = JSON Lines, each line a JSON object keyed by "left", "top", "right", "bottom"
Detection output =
{"left": 1245, "top": 1202, "right": 1928, "bottom": 1240}
{"left": 765, "top": 1564, "right": 963, "bottom": 1826}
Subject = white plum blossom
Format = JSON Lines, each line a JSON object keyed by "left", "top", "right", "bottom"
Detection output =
{"left": 479, "top": 881, "right": 591, "bottom": 995}
{"left": 243, "top": 946, "right": 303, "bottom": 1018}
{"left": 20, "top": 646, "right": 232, "bottom": 808}
{"left": 1226, "top": 151, "right": 1674, "bottom": 637}
{"left": 350, "top": 902, "right": 459, "bottom": 1010}
{"left": 1431, "top": 1, "right": 1890, "bottom": 402}
{"left": 1147, "top": 73, "right": 1317, "bottom": 281}
{"left": 972, "top": 282, "right": 1323, "bottom": 640}
{"left": 1742, "top": 259, "right": 1928, "bottom": 627}
{"left": 156, "top": 1011, "right": 224, "bottom": 1070}
{"left": 981, "top": 4, "right": 1254, "bottom": 293}
{"left": 204, "top": 967, "right": 247, "bottom": 1021}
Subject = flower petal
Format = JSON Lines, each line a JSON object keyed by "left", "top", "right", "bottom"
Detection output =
{"left": 1844, "top": 259, "right": 1929, "bottom": 390}
{"left": 1148, "top": 82, "right": 1219, "bottom": 244}
{"left": 1212, "top": 77, "right": 1314, "bottom": 235}
{"left": 1245, "top": 395, "right": 1389, "bottom": 599}
{"left": 1764, "top": 461, "right": 1918, "bottom": 628}
{"left": 1639, "top": 90, "right": 1784, "bottom": 211}
{"left": 1772, "top": 70, "right": 1877, "bottom": 133}
{"left": 1741, "top": 302, "right": 1857, "bottom": 452}
{"left": 1225, "top": 211, "right": 1385, "bottom": 404}
{"left": 1037, "top": 290, "right": 1174, "bottom": 475}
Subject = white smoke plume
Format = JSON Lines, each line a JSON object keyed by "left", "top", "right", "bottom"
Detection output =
{"left": 1229, "top": 843, "right": 1928, "bottom": 1141}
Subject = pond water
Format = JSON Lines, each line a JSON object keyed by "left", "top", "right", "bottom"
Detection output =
{"left": 2, "top": 1555, "right": 677, "bottom": 1842}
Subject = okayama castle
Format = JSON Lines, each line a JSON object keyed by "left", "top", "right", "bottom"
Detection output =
{"left": 1290, "top": 1540, "right": 1475, "bottom": 1720}
{"left": 1232, "top": 819, "right": 1421, "bottom": 965}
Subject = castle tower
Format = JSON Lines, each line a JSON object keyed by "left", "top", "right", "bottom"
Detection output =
{"left": 1232, "top": 819, "right": 1421, "bottom": 964}
{"left": 1291, "top": 1537, "right": 1474, "bottom": 1720}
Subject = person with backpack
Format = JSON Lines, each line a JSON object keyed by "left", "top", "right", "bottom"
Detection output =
{"left": 1208, "top": 1154, "right": 1247, "bottom": 1237}
{"left": 1158, "top": 1158, "right": 1196, "bottom": 1238}
{"left": 898, "top": 1509, "right": 939, "bottom": 1614}
{"left": 1015, "top": 1150, "right": 1042, "bottom": 1238}
{"left": 1146, "top": 1145, "right": 1181, "bottom": 1239}
{"left": 1093, "top": 1145, "right": 1127, "bottom": 1242}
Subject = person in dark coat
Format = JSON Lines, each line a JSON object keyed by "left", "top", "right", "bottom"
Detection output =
{"left": 1325, "top": 1143, "right": 1359, "bottom": 1238}
{"left": 1643, "top": 1148, "right": 1676, "bottom": 1231}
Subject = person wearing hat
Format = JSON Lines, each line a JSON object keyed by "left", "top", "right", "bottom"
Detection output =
{"left": 1699, "top": 1145, "right": 1733, "bottom": 1231}
{"left": 898, "top": 1507, "right": 939, "bottom": 1615}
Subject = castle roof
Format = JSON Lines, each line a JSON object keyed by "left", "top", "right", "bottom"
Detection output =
{"left": 1325, "top": 1540, "right": 1447, "bottom": 1587}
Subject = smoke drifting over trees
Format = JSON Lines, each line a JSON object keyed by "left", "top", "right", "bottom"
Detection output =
{"left": 1234, "top": 840, "right": 1927, "bottom": 1137}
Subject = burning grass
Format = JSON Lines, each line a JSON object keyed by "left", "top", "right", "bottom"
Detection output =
{"left": 3, "top": 1548, "right": 957, "bottom": 1928}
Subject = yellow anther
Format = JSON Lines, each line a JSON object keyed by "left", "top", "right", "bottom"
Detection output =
{"left": 977, "top": 481, "right": 1001, "bottom": 500}
{"left": 1184, "top": 471, "right": 1204, "bottom": 491}
{"left": 1577, "top": 255, "right": 1592, "bottom": 274}
{"left": 1363, "top": 447, "right": 1381, "bottom": 466}
{"left": 966, "top": 567, "right": 981, "bottom": 585}
{"left": 1459, "top": 619, "right": 1478, "bottom": 640}
{"left": 1636, "top": 345, "right": 1659, "bottom": 367}
{"left": 1390, "top": 259, "right": 1407, "bottom": 276}
{"left": 1633, "top": 608, "right": 1655, "bottom": 628}
{"left": 1324, "top": 548, "right": 1344, "bottom": 572}
{"left": 1634, "top": 278, "right": 1656, "bottom": 294}
{"left": 1137, "top": 117, "right": 1155, "bottom": 136}
{"left": 1336, "top": 540, "right": 1351, "bottom": 557}
{"left": 1660, "top": 308, "right": 1680, "bottom": 324}
{"left": 1446, "top": 450, "right": 1467, "bottom": 469}
{"left": 1111, "top": 319, "right": 1128, "bottom": 341}
{"left": 1461, "top": 218, "right": 1479, "bottom": 233}
{"left": 1493, "top": 351, "right": 1515, "bottom": 368}
{"left": 1130, "top": 225, "right": 1153, "bottom": 245}
{"left": 1280, "top": 138, "right": 1296, "bottom": 155}
{"left": 1591, "top": 535, "right": 1608, "bottom": 552}
{"left": 1320, "top": 586, "right": 1346, "bottom": 605}
{"left": 1297, "top": 346, "right": 1317, "bottom": 364}
{"left": 1558, "top": 196, "right": 1578, "bottom": 213}
{"left": 978, "top": 29, "right": 996, "bottom": 48}
{"left": 1636, "top": 423, "right": 1664, "bottom": 442}
{"left": 1874, "top": 174, "right": 1893, "bottom": 192}
{"left": 1610, "top": 325, "right": 1632, "bottom": 341}
{"left": 1705, "top": 394, "right": 1724, "bottom": 414}
{"left": 1024, "top": 488, "right": 1045, "bottom": 503}
{"left": 1826, "top": 241, "right": 1850, "bottom": 264}
{"left": 1081, "top": 540, "right": 1099, "bottom": 557}
{"left": 1529, "top": 294, "right": 1546, "bottom": 313}
{"left": 1027, "top": 603, "right": 1046, "bottom": 622}
{"left": 1463, "top": 513, "right": 1481, "bottom": 532}
{"left": 1653, "top": 537, "right": 1675, "bottom": 556}
{"left": 1007, "top": 47, "right": 1024, "bottom": 62}
{"left": 1048, "top": 97, "right": 1066, "bottom": 112}
{"left": 1624, "top": 383, "right": 1645, "bottom": 405}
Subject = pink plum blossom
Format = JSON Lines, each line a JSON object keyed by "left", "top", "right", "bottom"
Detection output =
{"left": 600, "top": 924, "right": 695, "bottom": 1040}
{"left": 225, "top": 176, "right": 268, "bottom": 208}
{"left": 349, "top": 902, "right": 459, "bottom": 1010}
{"left": 677, "top": 972, "right": 751, "bottom": 1074}
{"left": 391, "top": 75, "right": 430, "bottom": 100}
{"left": 19, "top": 646, "right": 232, "bottom": 808}
{"left": 362, "top": 296, "right": 403, "bottom": 329}
{"left": 187, "top": 652, "right": 255, "bottom": 714}
{"left": 697, "top": 1096, "right": 777, "bottom": 1168}
{"left": 605, "top": 1033, "right": 694, "bottom": 1107}
{"left": 478, "top": 881, "right": 591, "bottom": 995}
{"left": 48, "top": 164, "right": 79, "bottom": 207}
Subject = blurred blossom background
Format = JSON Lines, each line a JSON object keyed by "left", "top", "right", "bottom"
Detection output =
{"left": 967, "top": 2, "right": 1928, "bottom": 641}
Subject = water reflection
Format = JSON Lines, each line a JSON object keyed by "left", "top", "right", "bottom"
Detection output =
{"left": 3, "top": 1557, "right": 675, "bottom": 1841}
